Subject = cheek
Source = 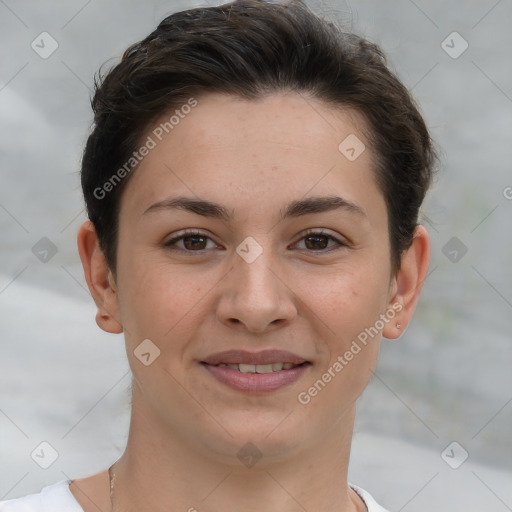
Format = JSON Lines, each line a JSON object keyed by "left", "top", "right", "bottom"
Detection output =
{"left": 294, "top": 273, "right": 385, "bottom": 418}
{"left": 301, "top": 261, "right": 388, "bottom": 331}
{"left": 115, "top": 264, "right": 198, "bottom": 392}
{"left": 117, "top": 257, "right": 218, "bottom": 350}
{"left": 304, "top": 263, "right": 388, "bottom": 379}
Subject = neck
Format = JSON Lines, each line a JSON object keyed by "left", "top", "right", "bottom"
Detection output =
{"left": 110, "top": 387, "right": 364, "bottom": 512}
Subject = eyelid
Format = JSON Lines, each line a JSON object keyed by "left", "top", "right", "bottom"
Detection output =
{"left": 164, "top": 229, "right": 219, "bottom": 248}
{"left": 164, "top": 228, "right": 348, "bottom": 253}
{"left": 291, "top": 228, "right": 348, "bottom": 250}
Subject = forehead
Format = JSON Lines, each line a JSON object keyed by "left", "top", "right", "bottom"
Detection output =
{"left": 119, "top": 92, "right": 385, "bottom": 225}
{"left": 168, "top": 92, "right": 367, "bottom": 153}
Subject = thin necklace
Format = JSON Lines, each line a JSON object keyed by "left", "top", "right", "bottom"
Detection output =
{"left": 108, "top": 463, "right": 116, "bottom": 512}
{"left": 108, "top": 462, "right": 365, "bottom": 512}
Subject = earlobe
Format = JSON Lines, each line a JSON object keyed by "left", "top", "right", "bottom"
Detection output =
{"left": 382, "top": 225, "right": 430, "bottom": 340}
{"left": 77, "top": 221, "right": 123, "bottom": 334}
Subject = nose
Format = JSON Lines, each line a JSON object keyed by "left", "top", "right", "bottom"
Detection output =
{"left": 215, "top": 245, "right": 298, "bottom": 334}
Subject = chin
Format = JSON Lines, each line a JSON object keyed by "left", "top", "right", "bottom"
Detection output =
{"left": 201, "top": 413, "right": 305, "bottom": 463}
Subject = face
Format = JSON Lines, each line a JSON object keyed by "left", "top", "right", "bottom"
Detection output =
{"left": 108, "top": 92, "right": 400, "bottom": 462}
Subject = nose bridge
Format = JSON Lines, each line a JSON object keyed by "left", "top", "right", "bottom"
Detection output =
{"left": 216, "top": 234, "right": 296, "bottom": 331}
{"left": 234, "top": 235, "right": 281, "bottom": 301}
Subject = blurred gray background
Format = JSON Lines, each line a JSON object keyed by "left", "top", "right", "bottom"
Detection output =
{"left": 0, "top": 1, "right": 511, "bottom": 510}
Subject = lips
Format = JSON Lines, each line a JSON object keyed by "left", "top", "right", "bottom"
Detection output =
{"left": 200, "top": 350, "right": 311, "bottom": 393}
{"left": 215, "top": 362, "right": 302, "bottom": 373}
{"left": 200, "top": 349, "right": 308, "bottom": 366}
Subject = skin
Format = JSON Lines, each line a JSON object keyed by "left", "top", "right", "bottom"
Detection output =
{"left": 74, "top": 92, "right": 430, "bottom": 512}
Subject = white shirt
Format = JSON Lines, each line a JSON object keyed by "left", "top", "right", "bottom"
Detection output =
{"left": 0, "top": 480, "right": 390, "bottom": 511}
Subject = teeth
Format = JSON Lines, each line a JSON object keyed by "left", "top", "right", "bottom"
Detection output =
{"left": 218, "top": 362, "right": 300, "bottom": 373}
{"left": 255, "top": 364, "right": 274, "bottom": 373}
{"left": 238, "top": 363, "right": 256, "bottom": 373}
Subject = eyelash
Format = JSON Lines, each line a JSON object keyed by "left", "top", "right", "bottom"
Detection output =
{"left": 163, "top": 229, "right": 347, "bottom": 254}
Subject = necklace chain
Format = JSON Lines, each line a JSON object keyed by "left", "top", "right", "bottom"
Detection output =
{"left": 108, "top": 463, "right": 116, "bottom": 512}
{"left": 108, "top": 461, "right": 365, "bottom": 512}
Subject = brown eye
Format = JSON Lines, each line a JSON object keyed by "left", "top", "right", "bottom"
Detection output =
{"left": 182, "top": 235, "right": 208, "bottom": 250}
{"left": 304, "top": 234, "right": 329, "bottom": 250}
{"left": 295, "top": 231, "right": 345, "bottom": 252}
{"left": 164, "top": 231, "right": 217, "bottom": 252}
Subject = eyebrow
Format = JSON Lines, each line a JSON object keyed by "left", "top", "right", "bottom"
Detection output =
{"left": 142, "top": 195, "right": 366, "bottom": 222}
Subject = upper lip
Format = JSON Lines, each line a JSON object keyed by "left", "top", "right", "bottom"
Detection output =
{"left": 201, "top": 350, "right": 309, "bottom": 366}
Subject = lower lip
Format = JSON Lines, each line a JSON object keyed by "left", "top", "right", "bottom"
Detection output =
{"left": 201, "top": 363, "right": 311, "bottom": 393}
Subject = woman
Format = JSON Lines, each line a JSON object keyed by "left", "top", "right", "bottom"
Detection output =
{"left": 0, "top": 0, "right": 434, "bottom": 510}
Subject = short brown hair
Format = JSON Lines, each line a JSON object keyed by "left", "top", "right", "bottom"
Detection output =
{"left": 81, "top": 0, "right": 436, "bottom": 276}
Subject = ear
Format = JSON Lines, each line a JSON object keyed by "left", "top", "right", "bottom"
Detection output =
{"left": 382, "top": 225, "right": 430, "bottom": 340}
{"left": 77, "top": 221, "right": 123, "bottom": 334}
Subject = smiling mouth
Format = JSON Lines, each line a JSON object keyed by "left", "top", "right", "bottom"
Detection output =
{"left": 203, "top": 362, "right": 309, "bottom": 373}
{"left": 201, "top": 359, "right": 312, "bottom": 393}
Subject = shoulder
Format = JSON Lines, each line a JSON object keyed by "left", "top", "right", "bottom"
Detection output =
{"left": 0, "top": 480, "right": 84, "bottom": 512}
{"left": 349, "top": 483, "right": 390, "bottom": 512}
